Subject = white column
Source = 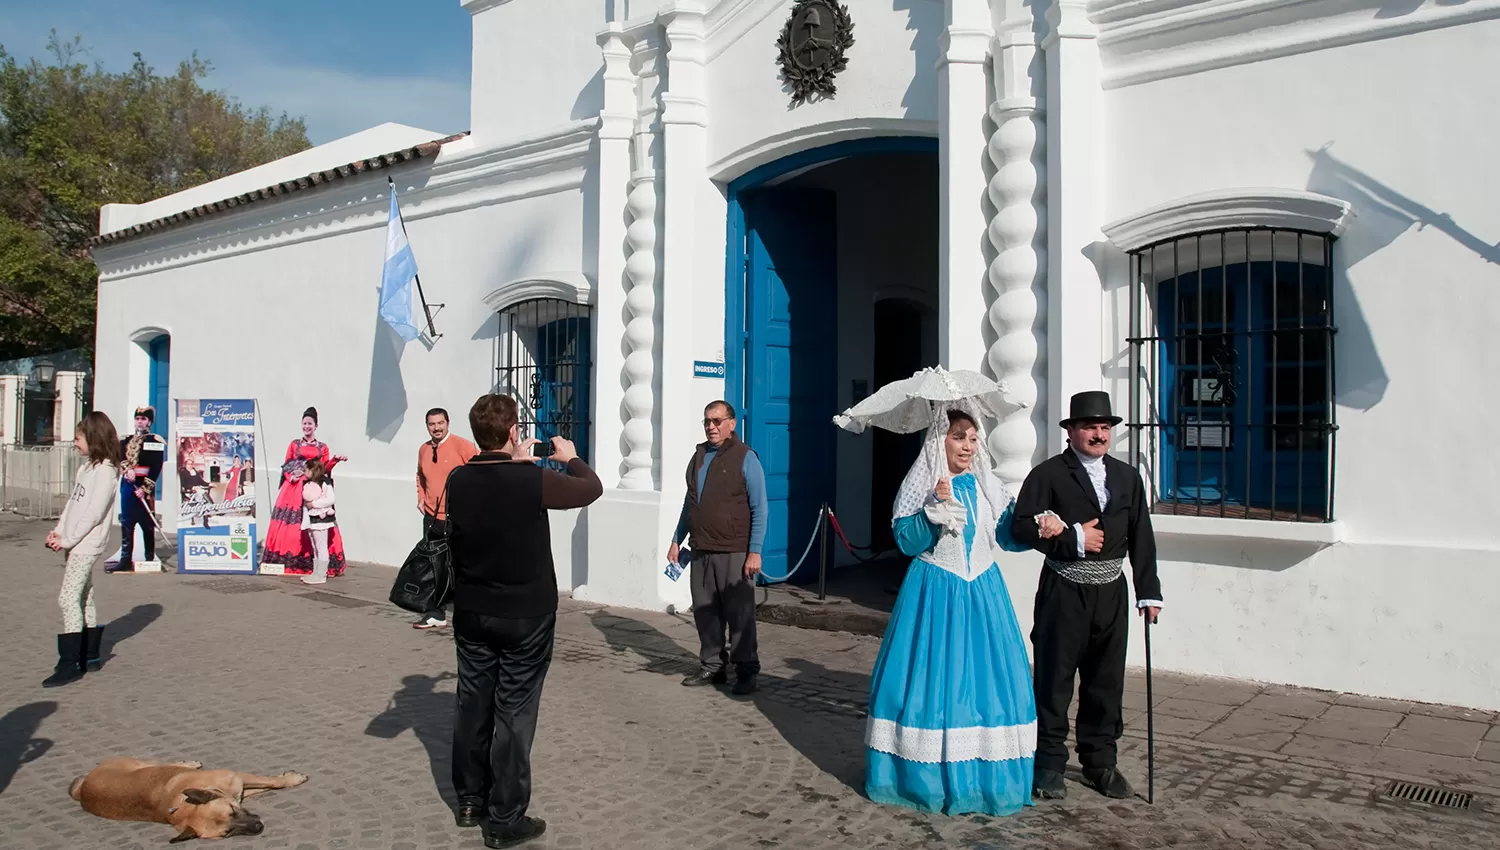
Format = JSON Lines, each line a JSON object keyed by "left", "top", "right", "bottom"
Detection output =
{"left": 594, "top": 24, "right": 636, "bottom": 488}
{"left": 54, "top": 371, "right": 85, "bottom": 445}
{"left": 937, "top": 2, "right": 993, "bottom": 372}
{"left": 986, "top": 6, "right": 1048, "bottom": 487}
{"left": 620, "top": 32, "right": 664, "bottom": 491}
{"left": 656, "top": 2, "right": 709, "bottom": 608}
{"left": 0, "top": 376, "right": 21, "bottom": 445}
{"left": 1043, "top": 0, "right": 1106, "bottom": 455}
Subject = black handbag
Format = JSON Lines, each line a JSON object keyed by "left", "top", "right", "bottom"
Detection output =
{"left": 389, "top": 486, "right": 454, "bottom": 614}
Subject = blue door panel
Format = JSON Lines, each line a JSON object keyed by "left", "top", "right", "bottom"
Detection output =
{"left": 147, "top": 336, "right": 170, "bottom": 438}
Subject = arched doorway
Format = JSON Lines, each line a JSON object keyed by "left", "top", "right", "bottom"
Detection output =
{"left": 724, "top": 137, "right": 940, "bottom": 580}
{"left": 146, "top": 335, "right": 170, "bottom": 437}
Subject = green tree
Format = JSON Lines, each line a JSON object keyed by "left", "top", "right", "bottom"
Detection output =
{"left": 0, "top": 33, "right": 311, "bottom": 359}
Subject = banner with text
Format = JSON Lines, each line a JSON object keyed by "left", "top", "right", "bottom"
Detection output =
{"left": 174, "top": 399, "right": 258, "bottom": 574}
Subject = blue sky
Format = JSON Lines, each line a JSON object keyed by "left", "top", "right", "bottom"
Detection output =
{"left": 0, "top": 0, "right": 473, "bottom": 145}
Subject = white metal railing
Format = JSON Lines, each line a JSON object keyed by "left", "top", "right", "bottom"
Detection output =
{"left": 1, "top": 445, "right": 87, "bottom": 519}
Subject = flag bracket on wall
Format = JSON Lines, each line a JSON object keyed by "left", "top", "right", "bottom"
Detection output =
{"left": 381, "top": 176, "right": 443, "bottom": 341}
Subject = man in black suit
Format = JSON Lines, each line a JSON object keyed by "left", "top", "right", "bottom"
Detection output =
{"left": 1011, "top": 390, "right": 1163, "bottom": 801}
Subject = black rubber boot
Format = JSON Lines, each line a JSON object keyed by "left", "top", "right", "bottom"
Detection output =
{"left": 42, "top": 633, "right": 85, "bottom": 687}
{"left": 84, "top": 626, "right": 105, "bottom": 672}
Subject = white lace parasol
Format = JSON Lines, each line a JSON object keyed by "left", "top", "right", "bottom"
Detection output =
{"left": 832, "top": 367, "right": 1028, "bottom": 435}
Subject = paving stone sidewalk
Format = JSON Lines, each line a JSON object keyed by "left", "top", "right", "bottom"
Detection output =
{"left": 0, "top": 513, "right": 1496, "bottom": 849}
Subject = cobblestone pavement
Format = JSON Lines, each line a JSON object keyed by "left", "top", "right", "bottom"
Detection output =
{"left": 1, "top": 514, "right": 1497, "bottom": 849}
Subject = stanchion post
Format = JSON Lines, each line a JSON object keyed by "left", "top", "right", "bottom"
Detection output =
{"left": 816, "top": 504, "right": 828, "bottom": 601}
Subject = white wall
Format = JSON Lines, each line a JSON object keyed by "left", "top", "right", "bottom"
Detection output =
{"left": 94, "top": 132, "right": 595, "bottom": 587}
{"left": 467, "top": 0, "right": 610, "bottom": 145}
{"left": 1093, "top": 19, "right": 1500, "bottom": 709}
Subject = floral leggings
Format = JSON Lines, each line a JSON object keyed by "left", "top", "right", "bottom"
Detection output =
{"left": 58, "top": 548, "right": 98, "bottom": 633}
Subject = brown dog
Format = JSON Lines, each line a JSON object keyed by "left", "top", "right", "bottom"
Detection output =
{"left": 69, "top": 756, "right": 308, "bottom": 842}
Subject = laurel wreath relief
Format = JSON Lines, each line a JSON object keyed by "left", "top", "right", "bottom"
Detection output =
{"left": 776, "top": 0, "right": 855, "bottom": 106}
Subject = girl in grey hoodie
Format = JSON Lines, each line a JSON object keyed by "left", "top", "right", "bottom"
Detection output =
{"left": 43, "top": 411, "right": 122, "bottom": 687}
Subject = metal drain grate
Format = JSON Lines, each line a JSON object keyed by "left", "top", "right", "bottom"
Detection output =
{"left": 296, "top": 590, "right": 377, "bottom": 609}
{"left": 1380, "top": 780, "right": 1473, "bottom": 810}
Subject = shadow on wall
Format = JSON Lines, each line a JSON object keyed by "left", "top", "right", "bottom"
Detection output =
{"left": 1376, "top": 0, "right": 1472, "bottom": 19}
{"left": 895, "top": 0, "right": 942, "bottom": 118}
{"left": 1157, "top": 536, "right": 1329, "bottom": 572}
{"left": 1306, "top": 144, "right": 1500, "bottom": 410}
{"left": 0, "top": 701, "right": 57, "bottom": 797}
{"left": 366, "top": 313, "right": 409, "bottom": 443}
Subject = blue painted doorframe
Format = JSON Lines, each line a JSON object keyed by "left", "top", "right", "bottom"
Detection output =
{"left": 147, "top": 335, "right": 170, "bottom": 438}
{"left": 723, "top": 136, "right": 939, "bottom": 580}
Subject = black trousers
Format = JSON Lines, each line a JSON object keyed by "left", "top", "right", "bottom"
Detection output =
{"left": 121, "top": 494, "right": 154, "bottom": 563}
{"left": 420, "top": 513, "right": 445, "bottom": 620}
{"left": 452, "top": 611, "right": 556, "bottom": 827}
{"left": 1031, "top": 569, "right": 1129, "bottom": 773}
{"left": 688, "top": 551, "right": 759, "bottom": 677}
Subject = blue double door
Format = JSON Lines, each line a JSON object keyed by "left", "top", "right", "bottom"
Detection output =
{"left": 737, "top": 188, "right": 838, "bottom": 581}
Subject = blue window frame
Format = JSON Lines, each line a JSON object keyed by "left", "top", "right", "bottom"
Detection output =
{"left": 495, "top": 298, "right": 592, "bottom": 467}
{"left": 1128, "top": 230, "right": 1337, "bottom": 521}
{"left": 147, "top": 335, "right": 170, "bottom": 438}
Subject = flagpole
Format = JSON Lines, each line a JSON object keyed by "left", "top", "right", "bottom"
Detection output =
{"left": 388, "top": 177, "right": 440, "bottom": 339}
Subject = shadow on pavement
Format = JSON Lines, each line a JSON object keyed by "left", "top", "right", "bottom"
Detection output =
{"left": 102, "top": 603, "right": 164, "bottom": 662}
{"left": 364, "top": 672, "right": 458, "bottom": 806}
{"left": 586, "top": 610, "right": 872, "bottom": 796}
{"left": 0, "top": 701, "right": 57, "bottom": 797}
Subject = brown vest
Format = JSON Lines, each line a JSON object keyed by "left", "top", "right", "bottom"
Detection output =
{"left": 685, "top": 436, "right": 752, "bottom": 553}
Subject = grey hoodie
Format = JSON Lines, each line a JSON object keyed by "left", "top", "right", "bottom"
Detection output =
{"left": 54, "top": 460, "right": 119, "bottom": 556}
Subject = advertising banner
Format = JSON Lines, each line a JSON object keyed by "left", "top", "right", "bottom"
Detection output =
{"left": 174, "top": 399, "right": 258, "bottom": 574}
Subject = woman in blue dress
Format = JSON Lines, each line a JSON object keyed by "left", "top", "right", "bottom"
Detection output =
{"left": 865, "top": 401, "right": 1064, "bottom": 816}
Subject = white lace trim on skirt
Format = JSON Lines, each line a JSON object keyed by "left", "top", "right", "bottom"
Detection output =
{"left": 865, "top": 716, "right": 1037, "bottom": 764}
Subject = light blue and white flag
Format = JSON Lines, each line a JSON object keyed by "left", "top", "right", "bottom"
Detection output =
{"left": 379, "top": 186, "right": 421, "bottom": 342}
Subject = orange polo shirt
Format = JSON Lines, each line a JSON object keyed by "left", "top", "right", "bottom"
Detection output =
{"left": 417, "top": 434, "right": 479, "bottom": 520}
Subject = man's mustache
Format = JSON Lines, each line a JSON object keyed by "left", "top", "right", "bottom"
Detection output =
{"left": 1088, "top": 438, "right": 1107, "bottom": 445}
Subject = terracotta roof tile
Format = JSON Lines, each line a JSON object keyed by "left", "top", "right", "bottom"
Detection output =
{"left": 90, "top": 131, "right": 469, "bottom": 248}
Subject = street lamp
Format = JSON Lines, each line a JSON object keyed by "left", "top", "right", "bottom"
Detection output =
{"left": 33, "top": 359, "right": 55, "bottom": 384}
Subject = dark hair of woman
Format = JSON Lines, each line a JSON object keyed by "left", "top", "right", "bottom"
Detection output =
{"left": 77, "top": 411, "right": 122, "bottom": 466}
{"left": 302, "top": 407, "right": 318, "bottom": 425}
{"left": 946, "top": 409, "right": 978, "bottom": 434}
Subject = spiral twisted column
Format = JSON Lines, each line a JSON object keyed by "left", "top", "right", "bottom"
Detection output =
{"left": 986, "top": 96, "right": 1047, "bottom": 487}
{"left": 620, "top": 163, "right": 658, "bottom": 489}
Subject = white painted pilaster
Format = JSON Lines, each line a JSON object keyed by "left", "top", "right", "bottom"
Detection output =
{"left": 593, "top": 24, "right": 636, "bottom": 488}
{"left": 54, "top": 371, "right": 85, "bottom": 446}
{"left": 937, "top": 1, "right": 994, "bottom": 372}
{"left": 986, "top": 2, "right": 1048, "bottom": 488}
{"left": 1043, "top": 0, "right": 1106, "bottom": 455}
{"left": 0, "top": 376, "right": 21, "bottom": 445}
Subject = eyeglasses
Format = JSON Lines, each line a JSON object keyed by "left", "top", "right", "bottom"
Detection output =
{"left": 703, "top": 417, "right": 731, "bottom": 428}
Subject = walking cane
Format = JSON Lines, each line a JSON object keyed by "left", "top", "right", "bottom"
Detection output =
{"left": 133, "top": 488, "right": 169, "bottom": 549}
{"left": 1144, "top": 611, "right": 1155, "bottom": 804}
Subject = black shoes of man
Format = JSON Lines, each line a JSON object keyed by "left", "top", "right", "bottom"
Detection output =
{"left": 1033, "top": 766, "right": 1135, "bottom": 800}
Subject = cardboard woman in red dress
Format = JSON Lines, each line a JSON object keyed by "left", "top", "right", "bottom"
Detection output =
{"left": 262, "top": 407, "right": 348, "bottom": 576}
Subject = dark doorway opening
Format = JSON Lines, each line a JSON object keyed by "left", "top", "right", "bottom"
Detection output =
{"left": 869, "top": 299, "right": 927, "bottom": 551}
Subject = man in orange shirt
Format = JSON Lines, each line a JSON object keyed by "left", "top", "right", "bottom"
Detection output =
{"left": 415, "top": 407, "right": 479, "bottom": 629}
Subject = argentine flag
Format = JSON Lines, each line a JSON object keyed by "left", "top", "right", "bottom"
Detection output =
{"left": 379, "top": 186, "right": 421, "bottom": 342}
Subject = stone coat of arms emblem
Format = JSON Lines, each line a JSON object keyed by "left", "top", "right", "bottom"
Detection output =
{"left": 776, "top": 0, "right": 855, "bottom": 106}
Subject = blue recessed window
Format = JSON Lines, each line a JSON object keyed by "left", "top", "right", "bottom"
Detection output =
{"left": 495, "top": 298, "right": 592, "bottom": 467}
{"left": 1128, "top": 230, "right": 1337, "bottom": 521}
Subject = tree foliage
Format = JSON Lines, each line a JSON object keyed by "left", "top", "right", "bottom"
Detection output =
{"left": 0, "top": 33, "right": 311, "bottom": 358}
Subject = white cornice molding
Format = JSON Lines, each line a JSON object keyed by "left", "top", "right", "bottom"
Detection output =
{"left": 94, "top": 121, "right": 596, "bottom": 279}
{"left": 459, "top": 0, "right": 515, "bottom": 16}
{"left": 709, "top": 117, "right": 939, "bottom": 183}
{"left": 481, "top": 272, "right": 596, "bottom": 311}
{"left": 703, "top": 0, "right": 784, "bottom": 61}
{"left": 1089, "top": 0, "right": 1500, "bottom": 89}
{"left": 1102, "top": 188, "right": 1353, "bottom": 252}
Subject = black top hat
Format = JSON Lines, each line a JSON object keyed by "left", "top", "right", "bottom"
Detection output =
{"left": 1060, "top": 391, "right": 1122, "bottom": 428}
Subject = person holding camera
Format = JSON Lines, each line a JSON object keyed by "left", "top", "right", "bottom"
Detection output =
{"left": 446, "top": 394, "right": 602, "bottom": 848}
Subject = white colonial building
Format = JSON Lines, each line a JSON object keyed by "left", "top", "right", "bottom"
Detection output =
{"left": 91, "top": 0, "right": 1500, "bottom": 710}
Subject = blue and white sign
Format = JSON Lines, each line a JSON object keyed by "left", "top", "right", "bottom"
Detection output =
{"left": 693, "top": 360, "right": 726, "bottom": 379}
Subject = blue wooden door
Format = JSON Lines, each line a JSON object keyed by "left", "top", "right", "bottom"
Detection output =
{"left": 742, "top": 188, "right": 837, "bottom": 580}
{"left": 147, "top": 336, "right": 170, "bottom": 438}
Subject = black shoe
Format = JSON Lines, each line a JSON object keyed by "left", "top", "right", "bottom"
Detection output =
{"left": 83, "top": 626, "right": 105, "bottom": 672}
{"left": 454, "top": 804, "right": 481, "bottom": 828}
{"left": 681, "top": 668, "right": 727, "bottom": 687}
{"left": 42, "top": 633, "right": 85, "bottom": 688}
{"left": 1032, "top": 767, "right": 1067, "bottom": 799}
{"left": 1082, "top": 766, "right": 1134, "bottom": 799}
{"left": 484, "top": 816, "right": 546, "bottom": 848}
{"left": 731, "top": 674, "right": 758, "bottom": 696}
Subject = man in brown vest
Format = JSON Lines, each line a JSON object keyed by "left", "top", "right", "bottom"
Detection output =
{"left": 667, "top": 400, "right": 768, "bottom": 695}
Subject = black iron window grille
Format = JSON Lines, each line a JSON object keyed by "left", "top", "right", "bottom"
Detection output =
{"left": 1126, "top": 229, "right": 1337, "bottom": 522}
{"left": 494, "top": 298, "right": 593, "bottom": 468}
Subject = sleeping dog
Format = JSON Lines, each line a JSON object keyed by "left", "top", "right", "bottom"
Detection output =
{"left": 69, "top": 756, "right": 308, "bottom": 842}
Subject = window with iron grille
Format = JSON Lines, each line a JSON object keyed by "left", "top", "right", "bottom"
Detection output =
{"left": 494, "top": 298, "right": 593, "bottom": 466}
{"left": 1127, "top": 229, "right": 1337, "bottom": 521}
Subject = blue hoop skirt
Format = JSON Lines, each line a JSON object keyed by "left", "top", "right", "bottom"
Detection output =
{"left": 865, "top": 475, "right": 1037, "bottom": 816}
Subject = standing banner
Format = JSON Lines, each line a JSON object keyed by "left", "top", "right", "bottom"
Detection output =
{"left": 174, "top": 399, "right": 258, "bottom": 574}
